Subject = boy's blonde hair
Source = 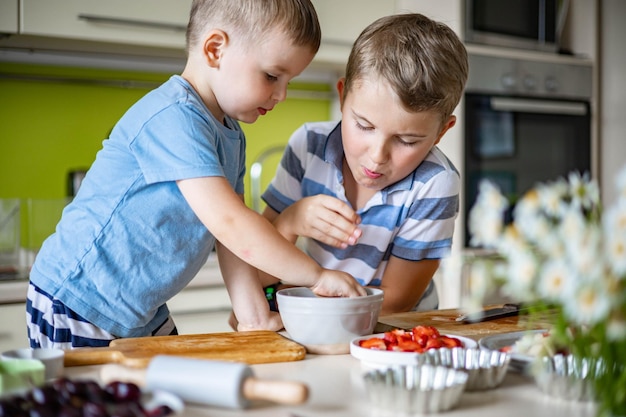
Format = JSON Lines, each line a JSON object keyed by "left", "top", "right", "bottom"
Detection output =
{"left": 186, "top": 0, "right": 321, "bottom": 54}
{"left": 343, "top": 13, "right": 469, "bottom": 123}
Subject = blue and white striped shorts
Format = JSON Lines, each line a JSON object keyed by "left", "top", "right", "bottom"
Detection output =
{"left": 26, "top": 283, "right": 178, "bottom": 349}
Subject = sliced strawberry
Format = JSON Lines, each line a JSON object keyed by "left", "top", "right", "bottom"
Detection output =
{"left": 383, "top": 331, "right": 398, "bottom": 345}
{"left": 412, "top": 325, "right": 440, "bottom": 339}
{"left": 441, "top": 336, "right": 463, "bottom": 348}
{"left": 397, "top": 339, "right": 424, "bottom": 352}
{"left": 359, "top": 337, "right": 387, "bottom": 350}
{"left": 425, "top": 338, "right": 445, "bottom": 350}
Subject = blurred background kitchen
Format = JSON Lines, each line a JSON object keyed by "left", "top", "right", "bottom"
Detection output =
{"left": 1, "top": 0, "right": 624, "bottom": 350}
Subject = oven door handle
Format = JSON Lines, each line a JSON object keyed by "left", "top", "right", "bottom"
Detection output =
{"left": 490, "top": 97, "right": 588, "bottom": 116}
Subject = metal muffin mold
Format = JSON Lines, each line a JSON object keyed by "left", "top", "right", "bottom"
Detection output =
{"left": 417, "top": 347, "right": 510, "bottom": 391}
{"left": 533, "top": 354, "right": 604, "bottom": 402}
{"left": 363, "top": 364, "right": 468, "bottom": 414}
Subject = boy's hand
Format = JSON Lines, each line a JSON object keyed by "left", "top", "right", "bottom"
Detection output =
{"left": 276, "top": 195, "right": 361, "bottom": 248}
{"left": 229, "top": 310, "right": 284, "bottom": 332}
{"left": 310, "top": 269, "right": 367, "bottom": 298}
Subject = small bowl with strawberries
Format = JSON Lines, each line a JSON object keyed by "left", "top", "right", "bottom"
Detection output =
{"left": 350, "top": 325, "right": 477, "bottom": 369}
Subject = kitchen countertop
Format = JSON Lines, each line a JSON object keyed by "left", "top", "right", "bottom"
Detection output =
{"left": 60, "top": 308, "right": 596, "bottom": 417}
{"left": 63, "top": 354, "right": 596, "bottom": 417}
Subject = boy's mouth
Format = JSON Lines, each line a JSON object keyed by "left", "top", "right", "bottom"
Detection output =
{"left": 363, "top": 167, "right": 382, "bottom": 179}
{"left": 258, "top": 106, "right": 273, "bottom": 116}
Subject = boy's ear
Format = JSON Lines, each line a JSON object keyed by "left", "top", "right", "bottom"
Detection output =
{"left": 336, "top": 77, "right": 346, "bottom": 107}
{"left": 434, "top": 115, "right": 457, "bottom": 145}
{"left": 203, "top": 29, "right": 228, "bottom": 68}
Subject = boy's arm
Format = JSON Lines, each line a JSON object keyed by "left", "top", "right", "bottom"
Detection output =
{"left": 177, "top": 176, "right": 367, "bottom": 329}
{"left": 256, "top": 196, "right": 361, "bottom": 288}
{"left": 377, "top": 257, "right": 440, "bottom": 315}
{"left": 215, "top": 238, "right": 283, "bottom": 331}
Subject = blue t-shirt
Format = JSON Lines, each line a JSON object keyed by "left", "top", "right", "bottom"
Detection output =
{"left": 29, "top": 75, "right": 246, "bottom": 337}
{"left": 262, "top": 121, "right": 460, "bottom": 310}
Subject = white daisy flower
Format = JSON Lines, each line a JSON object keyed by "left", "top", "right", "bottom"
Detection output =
{"left": 607, "top": 311, "right": 626, "bottom": 341}
{"left": 469, "top": 181, "right": 508, "bottom": 247}
{"left": 501, "top": 251, "right": 537, "bottom": 300}
{"left": 564, "top": 226, "right": 604, "bottom": 283}
{"left": 537, "top": 259, "right": 573, "bottom": 303}
{"left": 520, "top": 215, "right": 552, "bottom": 247}
{"left": 514, "top": 188, "right": 541, "bottom": 220}
{"left": 559, "top": 204, "right": 587, "bottom": 241}
{"left": 535, "top": 231, "right": 565, "bottom": 259}
{"left": 491, "top": 225, "right": 514, "bottom": 253}
{"left": 537, "top": 178, "right": 568, "bottom": 218}
{"left": 568, "top": 171, "right": 599, "bottom": 210}
{"left": 604, "top": 199, "right": 626, "bottom": 277}
{"left": 563, "top": 281, "right": 611, "bottom": 327}
{"left": 466, "top": 260, "right": 494, "bottom": 300}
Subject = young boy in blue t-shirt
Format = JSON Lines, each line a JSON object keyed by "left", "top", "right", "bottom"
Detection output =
{"left": 26, "top": 0, "right": 366, "bottom": 348}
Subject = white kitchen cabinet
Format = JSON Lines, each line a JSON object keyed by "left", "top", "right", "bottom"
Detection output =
{"left": 0, "top": 303, "right": 29, "bottom": 352}
{"left": 311, "top": 0, "right": 396, "bottom": 69}
{"left": 20, "top": 0, "right": 192, "bottom": 50}
{"left": 310, "top": 0, "right": 464, "bottom": 71}
{"left": 0, "top": 0, "right": 18, "bottom": 33}
{"left": 396, "top": 0, "right": 463, "bottom": 34}
{"left": 312, "top": 0, "right": 396, "bottom": 46}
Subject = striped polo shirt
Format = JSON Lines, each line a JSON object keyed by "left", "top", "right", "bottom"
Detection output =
{"left": 262, "top": 121, "right": 460, "bottom": 310}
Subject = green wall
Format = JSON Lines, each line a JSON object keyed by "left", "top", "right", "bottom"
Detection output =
{"left": 0, "top": 63, "right": 332, "bottom": 246}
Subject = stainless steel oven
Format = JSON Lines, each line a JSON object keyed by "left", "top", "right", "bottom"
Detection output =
{"left": 463, "top": 53, "right": 593, "bottom": 246}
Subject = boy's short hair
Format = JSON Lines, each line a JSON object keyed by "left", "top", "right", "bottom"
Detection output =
{"left": 344, "top": 13, "right": 469, "bottom": 123}
{"left": 186, "top": 0, "right": 321, "bottom": 54}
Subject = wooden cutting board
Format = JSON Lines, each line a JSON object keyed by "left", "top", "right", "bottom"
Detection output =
{"left": 64, "top": 330, "right": 306, "bottom": 368}
{"left": 376, "top": 305, "right": 557, "bottom": 341}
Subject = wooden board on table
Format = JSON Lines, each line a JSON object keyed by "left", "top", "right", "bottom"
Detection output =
{"left": 376, "top": 305, "right": 557, "bottom": 341}
{"left": 64, "top": 330, "right": 306, "bottom": 368}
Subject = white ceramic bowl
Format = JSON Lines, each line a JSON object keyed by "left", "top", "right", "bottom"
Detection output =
{"left": 277, "top": 287, "right": 383, "bottom": 346}
{"left": 2, "top": 348, "right": 64, "bottom": 380}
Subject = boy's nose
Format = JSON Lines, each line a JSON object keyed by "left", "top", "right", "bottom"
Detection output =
{"left": 369, "top": 139, "right": 390, "bottom": 164}
{"left": 272, "top": 85, "right": 288, "bottom": 102}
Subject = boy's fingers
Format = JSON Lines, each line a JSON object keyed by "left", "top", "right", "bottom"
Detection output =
{"left": 322, "top": 196, "right": 359, "bottom": 223}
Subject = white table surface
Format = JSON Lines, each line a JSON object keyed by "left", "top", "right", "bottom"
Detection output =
{"left": 64, "top": 353, "right": 597, "bottom": 417}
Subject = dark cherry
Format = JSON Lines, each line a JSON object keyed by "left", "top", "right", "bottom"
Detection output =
{"left": 0, "top": 399, "right": 24, "bottom": 417}
{"left": 27, "top": 404, "right": 56, "bottom": 417}
{"left": 57, "top": 405, "right": 82, "bottom": 417}
{"left": 105, "top": 381, "right": 142, "bottom": 403}
{"left": 109, "top": 401, "right": 145, "bottom": 417}
{"left": 28, "top": 385, "right": 58, "bottom": 406}
{"left": 0, "top": 377, "right": 174, "bottom": 417}
{"left": 82, "top": 401, "right": 109, "bottom": 417}
{"left": 145, "top": 405, "right": 174, "bottom": 417}
{"left": 85, "top": 380, "right": 109, "bottom": 403}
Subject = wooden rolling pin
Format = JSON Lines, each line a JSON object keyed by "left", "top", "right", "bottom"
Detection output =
{"left": 100, "top": 355, "right": 309, "bottom": 409}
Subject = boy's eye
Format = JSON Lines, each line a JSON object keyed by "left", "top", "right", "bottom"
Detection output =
{"left": 397, "top": 137, "right": 419, "bottom": 147}
{"left": 265, "top": 73, "right": 278, "bottom": 82}
{"left": 355, "top": 121, "right": 373, "bottom": 131}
